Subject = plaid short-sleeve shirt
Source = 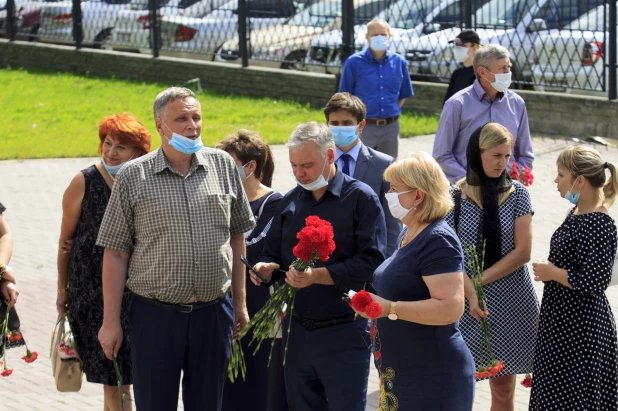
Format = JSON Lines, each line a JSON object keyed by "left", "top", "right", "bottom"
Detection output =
{"left": 96, "top": 147, "right": 255, "bottom": 304}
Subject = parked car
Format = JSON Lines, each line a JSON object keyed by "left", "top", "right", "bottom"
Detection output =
{"left": 403, "top": 0, "right": 605, "bottom": 84}
{"left": 532, "top": 3, "right": 616, "bottom": 93}
{"left": 108, "top": 0, "right": 227, "bottom": 54}
{"left": 157, "top": 0, "right": 305, "bottom": 60}
{"left": 215, "top": 0, "right": 388, "bottom": 69}
{"left": 304, "top": 0, "right": 468, "bottom": 74}
{"left": 38, "top": 0, "right": 143, "bottom": 47}
{"left": 0, "top": 0, "right": 47, "bottom": 40}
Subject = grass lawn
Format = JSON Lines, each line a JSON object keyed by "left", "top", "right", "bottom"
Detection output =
{"left": 0, "top": 69, "right": 439, "bottom": 160}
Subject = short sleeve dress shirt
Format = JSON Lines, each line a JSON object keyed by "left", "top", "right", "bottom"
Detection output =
{"left": 96, "top": 147, "right": 256, "bottom": 304}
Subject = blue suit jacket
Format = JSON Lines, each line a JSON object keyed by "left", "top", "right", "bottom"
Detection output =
{"left": 353, "top": 143, "right": 402, "bottom": 257}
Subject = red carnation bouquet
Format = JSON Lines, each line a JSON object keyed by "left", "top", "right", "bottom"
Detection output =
{"left": 232, "top": 216, "right": 336, "bottom": 376}
{"left": 465, "top": 243, "right": 505, "bottom": 380}
{"left": 349, "top": 290, "right": 383, "bottom": 319}
{"left": 0, "top": 303, "right": 38, "bottom": 377}
{"left": 507, "top": 162, "right": 534, "bottom": 186}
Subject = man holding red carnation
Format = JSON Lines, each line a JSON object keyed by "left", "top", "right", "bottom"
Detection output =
{"left": 252, "top": 122, "right": 387, "bottom": 411}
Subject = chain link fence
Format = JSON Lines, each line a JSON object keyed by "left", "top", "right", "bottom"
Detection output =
{"left": 0, "top": 0, "right": 616, "bottom": 98}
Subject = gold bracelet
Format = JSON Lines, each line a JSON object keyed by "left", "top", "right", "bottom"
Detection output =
{"left": 57, "top": 288, "right": 68, "bottom": 293}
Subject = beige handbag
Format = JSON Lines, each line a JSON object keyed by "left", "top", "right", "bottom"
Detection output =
{"left": 50, "top": 314, "right": 83, "bottom": 392}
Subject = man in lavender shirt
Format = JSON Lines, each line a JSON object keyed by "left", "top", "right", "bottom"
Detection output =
{"left": 433, "top": 44, "right": 534, "bottom": 183}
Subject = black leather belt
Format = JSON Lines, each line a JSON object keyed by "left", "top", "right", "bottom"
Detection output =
{"left": 365, "top": 116, "right": 399, "bottom": 126}
{"left": 135, "top": 294, "right": 222, "bottom": 314}
{"left": 294, "top": 314, "right": 361, "bottom": 330}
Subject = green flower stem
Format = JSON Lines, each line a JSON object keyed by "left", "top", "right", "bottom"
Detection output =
{"left": 283, "top": 288, "right": 297, "bottom": 366}
{"left": 465, "top": 242, "right": 497, "bottom": 369}
{"left": 112, "top": 356, "right": 126, "bottom": 411}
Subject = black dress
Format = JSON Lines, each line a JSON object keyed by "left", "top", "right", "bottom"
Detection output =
{"left": 222, "top": 190, "right": 288, "bottom": 411}
{"left": 530, "top": 210, "right": 618, "bottom": 410}
{"left": 67, "top": 165, "right": 133, "bottom": 385}
{"left": 443, "top": 65, "right": 476, "bottom": 106}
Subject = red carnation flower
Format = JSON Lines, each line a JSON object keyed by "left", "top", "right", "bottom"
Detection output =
{"left": 365, "top": 302, "right": 383, "bottom": 319}
{"left": 350, "top": 290, "right": 373, "bottom": 312}
{"left": 22, "top": 351, "right": 38, "bottom": 363}
{"left": 293, "top": 242, "right": 314, "bottom": 263}
{"left": 1, "top": 369, "right": 13, "bottom": 377}
{"left": 475, "top": 369, "right": 491, "bottom": 379}
{"left": 521, "top": 374, "right": 532, "bottom": 388}
{"left": 305, "top": 216, "right": 322, "bottom": 227}
{"left": 8, "top": 331, "right": 23, "bottom": 342}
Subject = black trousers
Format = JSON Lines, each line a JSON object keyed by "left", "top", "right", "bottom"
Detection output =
{"left": 129, "top": 294, "right": 234, "bottom": 411}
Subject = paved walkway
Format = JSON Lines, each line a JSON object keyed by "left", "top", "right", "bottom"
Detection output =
{"left": 1, "top": 135, "right": 618, "bottom": 410}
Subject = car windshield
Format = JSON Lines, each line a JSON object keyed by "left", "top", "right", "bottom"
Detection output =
{"left": 566, "top": 3, "right": 615, "bottom": 31}
{"left": 378, "top": 0, "right": 443, "bottom": 29}
{"left": 475, "top": 0, "right": 535, "bottom": 27}
{"left": 288, "top": 0, "right": 341, "bottom": 26}
{"left": 128, "top": 0, "right": 201, "bottom": 9}
{"left": 531, "top": 0, "right": 606, "bottom": 29}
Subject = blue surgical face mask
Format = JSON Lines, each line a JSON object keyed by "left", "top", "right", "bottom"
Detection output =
{"left": 102, "top": 153, "right": 134, "bottom": 176}
{"left": 369, "top": 35, "right": 389, "bottom": 52}
{"left": 237, "top": 162, "right": 253, "bottom": 183}
{"left": 102, "top": 157, "right": 125, "bottom": 176}
{"left": 296, "top": 157, "right": 331, "bottom": 191}
{"left": 566, "top": 178, "right": 581, "bottom": 205}
{"left": 329, "top": 125, "right": 358, "bottom": 147}
{"left": 163, "top": 122, "right": 204, "bottom": 154}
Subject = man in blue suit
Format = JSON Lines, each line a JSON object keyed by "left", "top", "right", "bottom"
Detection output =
{"left": 324, "top": 92, "right": 401, "bottom": 257}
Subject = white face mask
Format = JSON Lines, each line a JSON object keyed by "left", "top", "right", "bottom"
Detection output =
{"left": 296, "top": 157, "right": 331, "bottom": 191}
{"left": 485, "top": 71, "right": 512, "bottom": 92}
{"left": 385, "top": 190, "right": 414, "bottom": 220}
{"left": 453, "top": 46, "right": 469, "bottom": 62}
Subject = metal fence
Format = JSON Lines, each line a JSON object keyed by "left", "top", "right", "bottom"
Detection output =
{"left": 0, "top": 0, "right": 615, "bottom": 98}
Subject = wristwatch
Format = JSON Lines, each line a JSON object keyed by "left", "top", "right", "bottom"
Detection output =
{"left": 388, "top": 301, "right": 398, "bottom": 320}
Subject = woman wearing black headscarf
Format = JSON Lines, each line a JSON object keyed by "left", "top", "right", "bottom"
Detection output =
{"left": 445, "top": 122, "right": 539, "bottom": 410}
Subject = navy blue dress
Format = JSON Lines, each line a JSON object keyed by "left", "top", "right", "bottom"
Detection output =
{"left": 372, "top": 218, "right": 475, "bottom": 410}
{"left": 222, "top": 190, "right": 288, "bottom": 411}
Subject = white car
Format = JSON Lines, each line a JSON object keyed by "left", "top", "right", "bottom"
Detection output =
{"left": 157, "top": 0, "right": 301, "bottom": 60}
{"left": 403, "top": 0, "right": 606, "bottom": 84}
{"left": 532, "top": 3, "right": 615, "bottom": 94}
{"left": 215, "top": 0, "right": 388, "bottom": 69}
{"left": 108, "top": 0, "right": 227, "bottom": 54}
{"left": 304, "top": 0, "right": 463, "bottom": 74}
{"left": 0, "top": 0, "right": 51, "bottom": 40}
{"left": 38, "top": 0, "right": 137, "bottom": 47}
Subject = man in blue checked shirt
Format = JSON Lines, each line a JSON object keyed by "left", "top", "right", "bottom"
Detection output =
{"left": 339, "top": 18, "right": 414, "bottom": 159}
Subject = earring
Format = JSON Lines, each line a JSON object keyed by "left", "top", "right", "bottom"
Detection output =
{"left": 411, "top": 205, "right": 417, "bottom": 211}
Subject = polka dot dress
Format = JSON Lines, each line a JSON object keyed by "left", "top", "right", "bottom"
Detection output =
{"left": 445, "top": 182, "right": 540, "bottom": 378}
{"left": 530, "top": 210, "right": 618, "bottom": 410}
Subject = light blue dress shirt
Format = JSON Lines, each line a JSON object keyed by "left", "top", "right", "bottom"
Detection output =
{"left": 335, "top": 141, "right": 362, "bottom": 177}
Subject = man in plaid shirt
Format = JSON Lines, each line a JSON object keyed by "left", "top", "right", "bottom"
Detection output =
{"left": 97, "top": 87, "right": 255, "bottom": 411}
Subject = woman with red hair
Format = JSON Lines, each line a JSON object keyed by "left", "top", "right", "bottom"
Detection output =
{"left": 56, "top": 113, "right": 150, "bottom": 410}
